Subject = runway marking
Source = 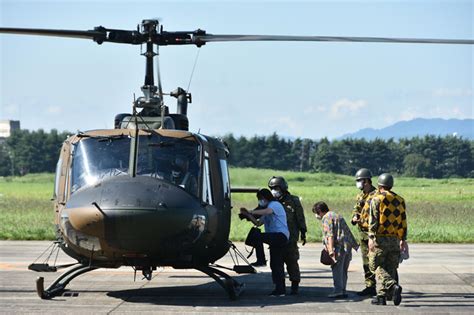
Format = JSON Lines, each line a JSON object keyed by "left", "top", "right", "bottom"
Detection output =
{"left": 0, "top": 263, "right": 28, "bottom": 271}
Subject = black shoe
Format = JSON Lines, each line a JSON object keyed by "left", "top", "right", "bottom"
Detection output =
{"left": 371, "top": 296, "right": 387, "bottom": 305}
{"left": 250, "top": 260, "right": 266, "bottom": 267}
{"left": 269, "top": 289, "right": 286, "bottom": 297}
{"left": 357, "top": 286, "right": 377, "bottom": 296}
{"left": 290, "top": 282, "right": 299, "bottom": 295}
{"left": 392, "top": 284, "right": 402, "bottom": 306}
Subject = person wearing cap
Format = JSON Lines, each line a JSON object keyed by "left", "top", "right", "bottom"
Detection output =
{"left": 368, "top": 173, "right": 408, "bottom": 306}
{"left": 351, "top": 168, "right": 377, "bottom": 297}
{"left": 240, "top": 188, "right": 289, "bottom": 296}
{"left": 268, "top": 176, "right": 307, "bottom": 295}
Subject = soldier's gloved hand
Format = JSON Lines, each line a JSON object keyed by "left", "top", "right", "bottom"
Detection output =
{"left": 301, "top": 232, "right": 307, "bottom": 246}
{"left": 351, "top": 215, "right": 359, "bottom": 225}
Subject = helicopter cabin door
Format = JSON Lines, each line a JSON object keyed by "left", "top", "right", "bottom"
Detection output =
{"left": 198, "top": 135, "right": 232, "bottom": 257}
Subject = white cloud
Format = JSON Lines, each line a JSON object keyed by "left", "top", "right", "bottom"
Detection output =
{"left": 329, "top": 98, "right": 367, "bottom": 119}
{"left": 47, "top": 105, "right": 62, "bottom": 114}
{"left": 433, "top": 88, "right": 473, "bottom": 97}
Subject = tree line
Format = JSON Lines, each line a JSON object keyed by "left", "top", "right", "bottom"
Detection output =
{"left": 223, "top": 133, "right": 473, "bottom": 178}
{"left": 0, "top": 129, "right": 472, "bottom": 178}
{"left": 0, "top": 129, "right": 70, "bottom": 176}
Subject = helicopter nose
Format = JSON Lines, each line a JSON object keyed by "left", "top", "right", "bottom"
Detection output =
{"left": 65, "top": 176, "right": 206, "bottom": 252}
{"left": 67, "top": 204, "right": 104, "bottom": 238}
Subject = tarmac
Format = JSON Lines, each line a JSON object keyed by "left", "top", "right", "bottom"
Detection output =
{"left": 0, "top": 241, "right": 473, "bottom": 314}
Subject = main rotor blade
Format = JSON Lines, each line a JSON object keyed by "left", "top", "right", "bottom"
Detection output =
{"left": 195, "top": 34, "right": 474, "bottom": 45}
{"left": 0, "top": 27, "right": 102, "bottom": 40}
{"left": 0, "top": 27, "right": 145, "bottom": 44}
{"left": 2, "top": 26, "right": 473, "bottom": 46}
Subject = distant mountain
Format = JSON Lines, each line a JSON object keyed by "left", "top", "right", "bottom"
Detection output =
{"left": 339, "top": 118, "right": 474, "bottom": 140}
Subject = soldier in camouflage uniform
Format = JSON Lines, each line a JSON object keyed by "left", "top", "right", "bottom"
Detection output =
{"left": 351, "top": 168, "right": 377, "bottom": 297}
{"left": 268, "top": 176, "right": 307, "bottom": 295}
{"left": 368, "top": 173, "right": 407, "bottom": 306}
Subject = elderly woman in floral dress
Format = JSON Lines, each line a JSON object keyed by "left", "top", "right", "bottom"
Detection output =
{"left": 313, "top": 201, "right": 359, "bottom": 298}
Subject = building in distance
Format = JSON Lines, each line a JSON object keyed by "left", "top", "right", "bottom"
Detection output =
{"left": 0, "top": 120, "right": 21, "bottom": 142}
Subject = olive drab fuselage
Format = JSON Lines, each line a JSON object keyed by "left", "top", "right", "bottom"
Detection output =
{"left": 53, "top": 128, "right": 232, "bottom": 269}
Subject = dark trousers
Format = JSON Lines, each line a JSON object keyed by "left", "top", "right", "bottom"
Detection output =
{"left": 283, "top": 242, "right": 300, "bottom": 283}
{"left": 255, "top": 232, "right": 288, "bottom": 291}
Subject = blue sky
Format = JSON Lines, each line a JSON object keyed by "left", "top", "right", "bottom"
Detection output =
{"left": 1, "top": 0, "right": 472, "bottom": 139}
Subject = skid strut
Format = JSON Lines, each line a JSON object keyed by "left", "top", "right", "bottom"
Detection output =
{"left": 35, "top": 264, "right": 98, "bottom": 299}
{"left": 195, "top": 265, "right": 244, "bottom": 300}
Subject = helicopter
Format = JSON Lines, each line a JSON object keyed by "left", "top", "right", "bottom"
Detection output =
{"left": 0, "top": 20, "right": 473, "bottom": 300}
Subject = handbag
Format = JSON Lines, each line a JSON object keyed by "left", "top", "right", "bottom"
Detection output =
{"left": 320, "top": 248, "right": 335, "bottom": 266}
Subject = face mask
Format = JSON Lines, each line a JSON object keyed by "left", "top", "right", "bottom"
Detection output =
{"left": 314, "top": 213, "right": 322, "bottom": 220}
{"left": 356, "top": 181, "right": 364, "bottom": 190}
{"left": 258, "top": 199, "right": 267, "bottom": 207}
{"left": 271, "top": 189, "right": 282, "bottom": 198}
{"left": 172, "top": 170, "right": 181, "bottom": 179}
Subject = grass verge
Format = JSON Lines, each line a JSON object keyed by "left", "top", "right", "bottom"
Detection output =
{"left": 0, "top": 170, "right": 472, "bottom": 242}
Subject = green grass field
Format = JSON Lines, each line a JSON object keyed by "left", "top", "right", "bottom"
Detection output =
{"left": 0, "top": 169, "right": 473, "bottom": 242}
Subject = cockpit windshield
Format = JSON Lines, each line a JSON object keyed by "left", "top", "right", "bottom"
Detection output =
{"left": 71, "top": 135, "right": 130, "bottom": 193}
{"left": 70, "top": 134, "right": 200, "bottom": 196}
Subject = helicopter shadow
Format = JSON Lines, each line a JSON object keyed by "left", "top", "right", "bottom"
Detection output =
{"left": 107, "top": 271, "right": 364, "bottom": 307}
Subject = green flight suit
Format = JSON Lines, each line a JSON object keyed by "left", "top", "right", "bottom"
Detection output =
{"left": 279, "top": 193, "right": 307, "bottom": 283}
{"left": 352, "top": 186, "right": 376, "bottom": 288}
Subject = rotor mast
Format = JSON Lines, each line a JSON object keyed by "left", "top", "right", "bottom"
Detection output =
{"left": 135, "top": 20, "right": 160, "bottom": 113}
{"left": 143, "top": 20, "right": 157, "bottom": 88}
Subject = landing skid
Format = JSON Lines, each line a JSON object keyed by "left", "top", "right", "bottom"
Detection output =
{"left": 35, "top": 264, "right": 98, "bottom": 299}
{"left": 196, "top": 265, "right": 244, "bottom": 300}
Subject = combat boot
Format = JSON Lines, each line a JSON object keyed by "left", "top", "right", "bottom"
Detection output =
{"left": 290, "top": 281, "right": 299, "bottom": 295}
{"left": 371, "top": 296, "right": 387, "bottom": 305}
{"left": 392, "top": 284, "right": 402, "bottom": 305}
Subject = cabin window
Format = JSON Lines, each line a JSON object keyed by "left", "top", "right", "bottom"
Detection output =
{"left": 219, "top": 159, "right": 230, "bottom": 199}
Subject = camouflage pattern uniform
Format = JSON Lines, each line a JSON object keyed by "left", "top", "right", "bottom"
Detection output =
{"left": 352, "top": 186, "right": 377, "bottom": 289}
{"left": 368, "top": 189, "right": 407, "bottom": 298}
{"left": 279, "top": 193, "right": 307, "bottom": 285}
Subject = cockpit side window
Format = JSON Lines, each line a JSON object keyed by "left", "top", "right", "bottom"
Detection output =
{"left": 202, "top": 155, "right": 213, "bottom": 205}
{"left": 219, "top": 159, "right": 231, "bottom": 200}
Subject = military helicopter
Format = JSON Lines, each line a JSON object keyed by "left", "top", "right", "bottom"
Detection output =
{"left": 0, "top": 20, "right": 472, "bottom": 300}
